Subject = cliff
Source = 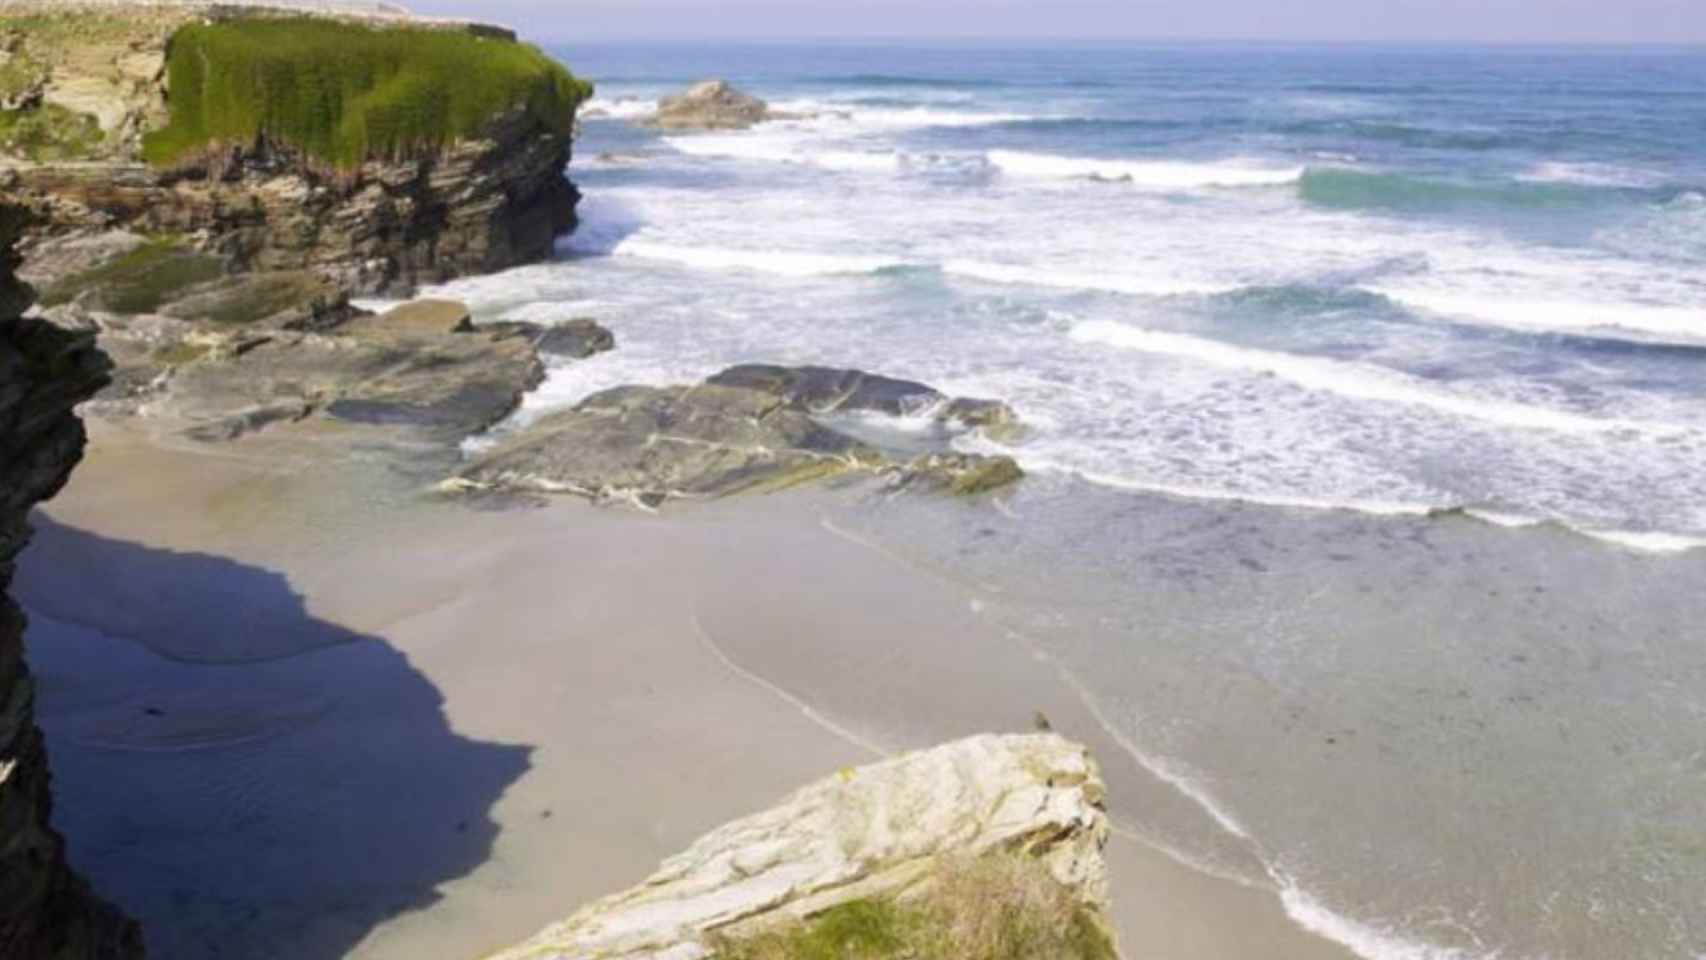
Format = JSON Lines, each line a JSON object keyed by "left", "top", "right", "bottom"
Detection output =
{"left": 486, "top": 734, "right": 1118, "bottom": 960}
{"left": 1, "top": 2, "right": 591, "bottom": 293}
{"left": 0, "top": 203, "right": 140, "bottom": 957}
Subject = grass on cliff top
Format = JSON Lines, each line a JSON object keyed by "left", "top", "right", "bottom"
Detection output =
{"left": 709, "top": 852, "right": 1119, "bottom": 960}
{"left": 141, "top": 18, "right": 593, "bottom": 171}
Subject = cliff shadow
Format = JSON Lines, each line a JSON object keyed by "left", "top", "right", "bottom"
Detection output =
{"left": 16, "top": 514, "right": 533, "bottom": 960}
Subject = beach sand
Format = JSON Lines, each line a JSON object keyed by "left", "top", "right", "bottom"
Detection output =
{"left": 20, "top": 418, "right": 1355, "bottom": 959}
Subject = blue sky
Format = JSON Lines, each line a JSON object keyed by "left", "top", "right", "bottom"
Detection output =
{"left": 411, "top": 0, "right": 1705, "bottom": 44}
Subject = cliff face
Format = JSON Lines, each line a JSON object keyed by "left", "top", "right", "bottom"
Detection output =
{"left": 487, "top": 734, "right": 1116, "bottom": 960}
{"left": 2, "top": 4, "right": 587, "bottom": 294}
{"left": 0, "top": 204, "right": 139, "bottom": 958}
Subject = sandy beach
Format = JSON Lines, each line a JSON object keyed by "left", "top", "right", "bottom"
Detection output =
{"left": 21, "top": 418, "right": 1356, "bottom": 960}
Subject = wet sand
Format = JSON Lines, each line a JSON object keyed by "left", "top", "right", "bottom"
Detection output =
{"left": 21, "top": 418, "right": 1354, "bottom": 959}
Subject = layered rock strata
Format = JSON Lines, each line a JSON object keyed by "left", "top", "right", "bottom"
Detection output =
{"left": 2, "top": 3, "right": 587, "bottom": 295}
{"left": 0, "top": 203, "right": 141, "bottom": 958}
{"left": 485, "top": 734, "right": 1114, "bottom": 960}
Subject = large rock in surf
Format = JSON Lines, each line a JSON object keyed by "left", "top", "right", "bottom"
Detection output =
{"left": 451, "top": 365, "right": 1025, "bottom": 505}
{"left": 484, "top": 734, "right": 1115, "bottom": 960}
{"left": 646, "top": 79, "right": 771, "bottom": 131}
{"left": 709, "top": 363, "right": 1022, "bottom": 439}
{"left": 0, "top": 203, "right": 142, "bottom": 958}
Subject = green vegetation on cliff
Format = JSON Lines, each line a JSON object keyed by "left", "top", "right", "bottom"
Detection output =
{"left": 709, "top": 853, "right": 1119, "bottom": 960}
{"left": 0, "top": 102, "right": 104, "bottom": 162}
{"left": 142, "top": 18, "right": 592, "bottom": 170}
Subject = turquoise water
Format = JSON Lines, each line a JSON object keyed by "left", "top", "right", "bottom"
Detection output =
{"left": 422, "top": 43, "right": 1706, "bottom": 960}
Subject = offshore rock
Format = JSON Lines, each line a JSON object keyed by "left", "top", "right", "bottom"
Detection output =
{"left": 0, "top": 202, "right": 141, "bottom": 958}
{"left": 484, "top": 734, "right": 1112, "bottom": 960}
{"left": 646, "top": 80, "right": 771, "bottom": 131}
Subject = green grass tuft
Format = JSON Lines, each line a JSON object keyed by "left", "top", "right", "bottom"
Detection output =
{"left": 0, "top": 102, "right": 105, "bottom": 162}
{"left": 141, "top": 18, "right": 593, "bottom": 171}
{"left": 709, "top": 852, "right": 1119, "bottom": 960}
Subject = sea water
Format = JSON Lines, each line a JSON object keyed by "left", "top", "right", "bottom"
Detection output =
{"left": 421, "top": 43, "right": 1706, "bottom": 959}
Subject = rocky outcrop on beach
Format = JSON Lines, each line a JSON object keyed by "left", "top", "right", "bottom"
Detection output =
{"left": 645, "top": 80, "right": 772, "bottom": 131}
{"left": 0, "top": 204, "right": 141, "bottom": 958}
{"left": 485, "top": 734, "right": 1115, "bottom": 960}
{"left": 449, "top": 365, "right": 1024, "bottom": 505}
{"left": 3, "top": 2, "right": 590, "bottom": 295}
{"left": 64, "top": 288, "right": 546, "bottom": 448}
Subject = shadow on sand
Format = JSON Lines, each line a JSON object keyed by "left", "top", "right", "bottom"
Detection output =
{"left": 16, "top": 514, "right": 532, "bottom": 960}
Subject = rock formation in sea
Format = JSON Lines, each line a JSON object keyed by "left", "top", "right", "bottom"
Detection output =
{"left": 0, "top": 203, "right": 141, "bottom": 958}
{"left": 645, "top": 80, "right": 773, "bottom": 131}
{"left": 484, "top": 734, "right": 1117, "bottom": 960}
{"left": 449, "top": 364, "right": 1025, "bottom": 505}
{"left": 2, "top": 2, "right": 593, "bottom": 295}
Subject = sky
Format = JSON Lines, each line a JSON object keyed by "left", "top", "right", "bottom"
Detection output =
{"left": 407, "top": 0, "right": 1706, "bottom": 45}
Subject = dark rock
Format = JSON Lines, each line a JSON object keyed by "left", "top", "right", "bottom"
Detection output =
{"left": 646, "top": 80, "right": 771, "bottom": 131}
{"left": 453, "top": 366, "right": 1025, "bottom": 506}
{"left": 0, "top": 202, "right": 143, "bottom": 958}
{"left": 707, "top": 363, "right": 1022, "bottom": 439}
{"left": 534, "top": 318, "right": 615, "bottom": 359}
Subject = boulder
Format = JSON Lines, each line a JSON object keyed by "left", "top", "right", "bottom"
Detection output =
{"left": 484, "top": 734, "right": 1113, "bottom": 960}
{"left": 535, "top": 317, "right": 615, "bottom": 359}
{"left": 647, "top": 79, "right": 771, "bottom": 131}
{"left": 362, "top": 298, "right": 475, "bottom": 336}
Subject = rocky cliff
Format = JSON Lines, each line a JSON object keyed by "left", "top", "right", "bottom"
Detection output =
{"left": 2, "top": 2, "right": 590, "bottom": 294}
{"left": 486, "top": 734, "right": 1117, "bottom": 960}
{"left": 0, "top": 203, "right": 140, "bottom": 957}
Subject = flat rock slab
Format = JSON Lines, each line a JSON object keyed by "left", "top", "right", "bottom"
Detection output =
{"left": 452, "top": 365, "right": 1025, "bottom": 506}
{"left": 457, "top": 383, "right": 880, "bottom": 505}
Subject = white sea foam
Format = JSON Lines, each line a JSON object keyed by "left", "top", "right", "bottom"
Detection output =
{"left": 767, "top": 100, "right": 1032, "bottom": 131}
{"left": 1278, "top": 881, "right": 1483, "bottom": 960}
{"left": 1579, "top": 528, "right": 1706, "bottom": 554}
{"left": 943, "top": 259, "right": 1232, "bottom": 297}
{"left": 612, "top": 238, "right": 910, "bottom": 277}
{"left": 580, "top": 96, "right": 658, "bottom": 121}
{"left": 988, "top": 149, "right": 1304, "bottom": 188}
{"left": 1518, "top": 161, "right": 1662, "bottom": 188}
{"left": 1382, "top": 286, "right": 1706, "bottom": 342}
{"left": 1069, "top": 320, "right": 1652, "bottom": 434}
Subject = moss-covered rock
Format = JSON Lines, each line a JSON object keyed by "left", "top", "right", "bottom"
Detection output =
{"left": 37, "top": 241, "right": 224, "bottom": 315}
{"left": 142, "top": 17, "right": 593, "bottom": 171}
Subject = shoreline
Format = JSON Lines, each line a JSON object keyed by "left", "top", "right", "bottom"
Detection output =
{"left": 24, "top": 417, "right": 1357, "bottom": 959}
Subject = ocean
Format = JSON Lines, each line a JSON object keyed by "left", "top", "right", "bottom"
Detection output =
{"left": 419, "top": 43, "right": 1706, "bottom": 960}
